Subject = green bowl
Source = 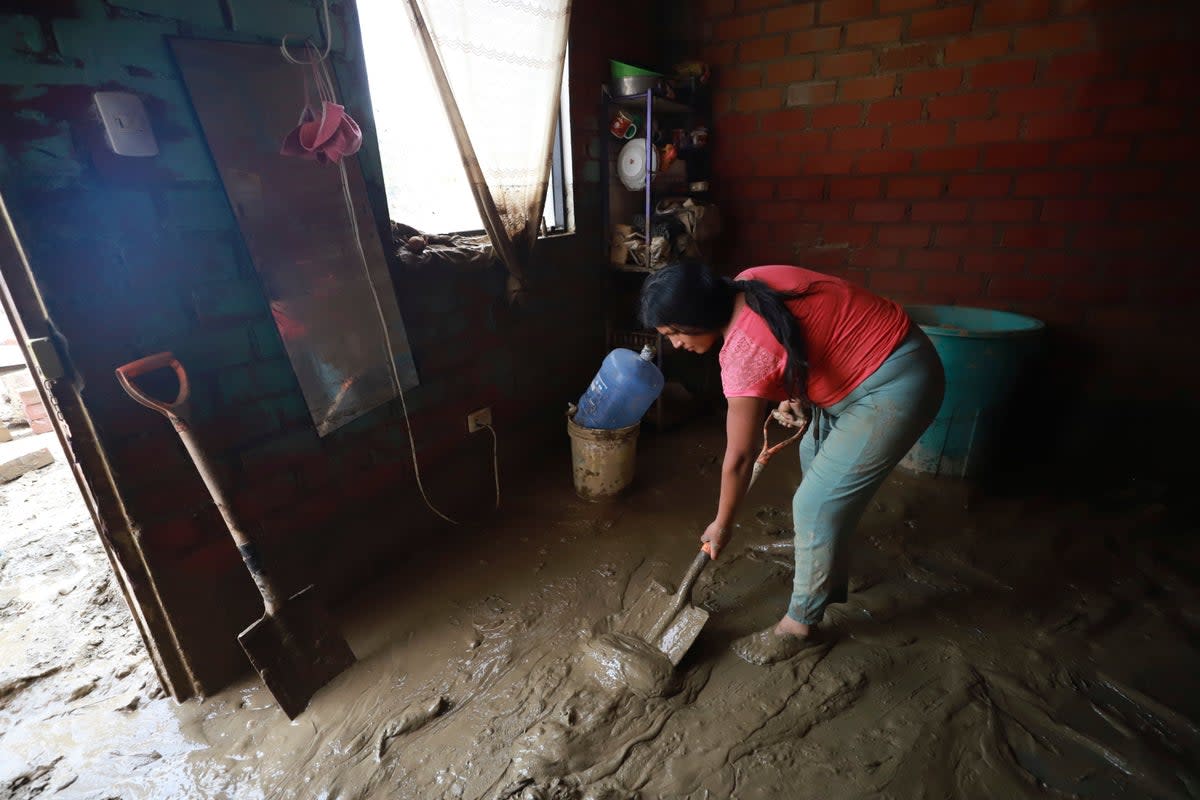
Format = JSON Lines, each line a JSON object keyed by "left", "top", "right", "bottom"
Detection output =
{"left": 610, "top": 59, "right": 661, "bottom": 79}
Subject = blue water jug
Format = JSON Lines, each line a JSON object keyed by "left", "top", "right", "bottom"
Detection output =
{"left": 574, "top": 345, "right": 665, "bottom": 429}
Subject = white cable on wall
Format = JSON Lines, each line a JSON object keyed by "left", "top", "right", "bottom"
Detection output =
{"left": 335, "top": 158, "right": 460, "bottom": 525}
{"left": 280, "top": 0, "right": 332, "bottom": 66}
{"left": 483, "top": 423, "right": 500, "bottom": 510}
{"left": 285, "top": 7, "right": 502, "bottom": 522}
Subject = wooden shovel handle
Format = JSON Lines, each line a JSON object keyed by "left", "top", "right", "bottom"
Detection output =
{"left": 115, "top": 352, "right": 190, "bottom": 418}
{"left": 116, "top": 352, "right": 286, "bottom": 611}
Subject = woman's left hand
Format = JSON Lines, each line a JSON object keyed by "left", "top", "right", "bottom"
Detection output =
{"left": 773, "top": 398, "right": 809, "bottom": 429}
{"left": 701, "top": 520, "right": 731, "bottom": 560}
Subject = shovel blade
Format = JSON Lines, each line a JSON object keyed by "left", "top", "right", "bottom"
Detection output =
{"left": 619, "top": 578, "right": 710, "bottom": 666}
{"left": 618, "top": 580, "right": 711, "bottom": 664}
{"left": 238, "top": 584, "right": 356, "bottom": 719}
{"left": 616, "top": 579, "right": 675, "bottom": 640}
{"left": 655, "top": 605, "right": 710, "bottom": 665}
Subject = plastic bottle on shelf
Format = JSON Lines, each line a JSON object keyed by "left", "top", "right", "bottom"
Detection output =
{"left": 573, "top": 345, "right": 665, "bottom": 429}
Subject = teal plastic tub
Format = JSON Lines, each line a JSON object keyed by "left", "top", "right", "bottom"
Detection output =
{"left": 899, "top": 305, "right": 1044, "bottom": 479}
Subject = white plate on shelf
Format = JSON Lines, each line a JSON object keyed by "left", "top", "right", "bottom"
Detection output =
{"left": 618, "top": 138, "right": 659, "bottom": 191}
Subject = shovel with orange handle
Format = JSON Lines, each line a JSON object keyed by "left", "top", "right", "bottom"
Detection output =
{"left": 115, "top": 352, "right": 355, "bottom": 718}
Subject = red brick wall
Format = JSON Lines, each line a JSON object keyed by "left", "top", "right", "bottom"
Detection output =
{"left": 695, "top": 0, "right": 1198, "bottom": 464}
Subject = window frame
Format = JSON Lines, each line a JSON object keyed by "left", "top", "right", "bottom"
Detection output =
{"left": 355, "top": 1, "right": 574, "bottom": 238}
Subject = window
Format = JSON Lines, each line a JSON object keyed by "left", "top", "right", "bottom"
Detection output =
{"left": 355, "top": 1, "right": 572, "bottom": 236}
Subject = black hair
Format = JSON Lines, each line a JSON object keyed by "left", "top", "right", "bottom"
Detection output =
{"left": 640, "top": 261, "right": 810, "bottom": 399}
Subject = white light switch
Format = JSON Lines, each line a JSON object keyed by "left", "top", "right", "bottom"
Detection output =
{"left": 93, "top": 91, "right": 158, "bottom": 157}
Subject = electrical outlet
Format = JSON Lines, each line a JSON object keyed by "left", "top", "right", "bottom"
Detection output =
{"left": 467, "top": 407, "right": 492, "bottom": 433}
{"left": 93, "top": 91, "right": 158, "bottom": 157}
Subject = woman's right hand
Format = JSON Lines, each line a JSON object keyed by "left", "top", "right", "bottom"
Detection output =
{"left": 701, "top": 520, "right": 731, "bottom": 560}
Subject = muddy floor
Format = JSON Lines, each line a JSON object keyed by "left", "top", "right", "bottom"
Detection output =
{"left": 2, "top": 419, "right": 1198, "bottom": 799}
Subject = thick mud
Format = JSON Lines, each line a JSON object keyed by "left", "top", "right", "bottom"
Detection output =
{"left": 1, "top": 432, "right": 169, "bottom": 799}
{"left": 2, "top": 421, "right": 1198, "bottom": 799}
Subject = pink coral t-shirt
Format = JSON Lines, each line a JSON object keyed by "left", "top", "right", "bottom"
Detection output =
{"left": 719, "top": 265, "right": 910, "bottom": 407}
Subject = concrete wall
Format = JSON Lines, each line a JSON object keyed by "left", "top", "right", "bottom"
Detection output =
{"left": 684, "top": 0, "right": 1198, "bottom": 472}
{"left": 0, "top": 0, "right": 649, "bottom": 692}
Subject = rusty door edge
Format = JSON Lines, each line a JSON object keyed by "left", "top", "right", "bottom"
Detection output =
{"left": 0, "top": 191, "right": 201, "bottom": 702}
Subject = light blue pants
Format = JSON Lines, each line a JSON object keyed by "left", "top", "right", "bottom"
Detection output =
{"left": 789, "top": 325, "right": 945, "bottom": 624}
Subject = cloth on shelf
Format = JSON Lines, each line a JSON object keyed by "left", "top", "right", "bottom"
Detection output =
{"left": 610, "top": 198, "right": 721, "bottom": 271}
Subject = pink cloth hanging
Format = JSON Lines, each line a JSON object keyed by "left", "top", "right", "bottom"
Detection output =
{"left": 280, "top": 53, "right": 362, "bottom": 163}
{"left": 281, "top": 100, "right": 362, "bottom": 162}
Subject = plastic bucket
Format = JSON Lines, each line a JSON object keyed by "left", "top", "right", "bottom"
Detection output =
{"left": 567, "top": 414, "right": 640, "bottom": 500}
{"left": 900, "top": 305, "right": 1044, "bottom": 479}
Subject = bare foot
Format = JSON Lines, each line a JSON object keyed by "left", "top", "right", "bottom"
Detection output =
{"left": 732, "top": 616, "right": 821, "bottom": 665}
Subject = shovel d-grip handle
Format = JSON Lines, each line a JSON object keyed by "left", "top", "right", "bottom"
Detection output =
{"left": 738, "top": 413, "right": 810, "bottom": 498}
{"left": 757, "top": 411, "right": 808, "bottom": 469}
{"left": 115, "top": 351, "right": 191, "bottom": 419}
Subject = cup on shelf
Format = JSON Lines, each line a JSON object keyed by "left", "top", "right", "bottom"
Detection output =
{"left": 609, "top": 110, "right": 638, "bottom": 140}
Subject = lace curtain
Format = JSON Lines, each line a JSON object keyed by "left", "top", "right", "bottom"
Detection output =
{"left": 399, "top": 0, "right": 572, "bottom": 299}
